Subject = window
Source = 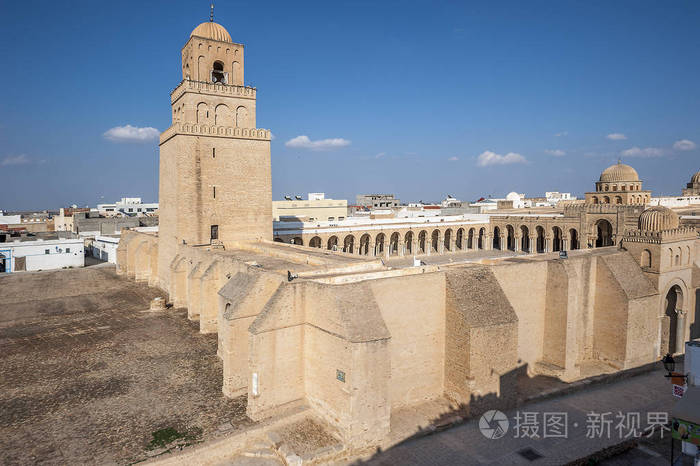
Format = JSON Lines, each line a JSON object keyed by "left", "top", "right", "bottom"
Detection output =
{"left": 328, "top": 217, "right": 335, "bottom": 221}
{"left": 212, "top": 147, "right": 216, "bottom": 158}
{"left": 66, "top": 248, "right": 71, "bottom": 253}
{"left": 212, "top": 61, "right": 226, "bottom": 83}
{"left": 44, "top": 249, "right": 49, "bottom": 254}
{"left": 210, "top": 224, "right": 219, "bottom": 241}
{"left": 213, "top": 186, "right": 216, "bottom": 199}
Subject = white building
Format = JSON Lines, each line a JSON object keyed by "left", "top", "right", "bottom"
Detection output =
{"left": 91, "top": 235, "right": 120, "bottom": 264}
{"left": 0, "top": 237, "right": 84, "bottom": 273}
{"left": 545, "top": 191, "right": 576, "bottom": 204}
{"left": 649, "top": 195, "right": 700, "bottom": 208}
{"left": 96, "top": 197, "right": 159, "bottom": 216}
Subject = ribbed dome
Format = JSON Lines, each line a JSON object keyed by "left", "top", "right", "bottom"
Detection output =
{"left": 190, "top": 22, "right": 232, "bottom": 42}
{"left": 691, "top": 170, "right": 700, "bottom": 184}
{"left": 599, "top": 162, "right": 640, "bottom": 182}
{"left": 638, "top": 206, "right": 679, "bottom": 231}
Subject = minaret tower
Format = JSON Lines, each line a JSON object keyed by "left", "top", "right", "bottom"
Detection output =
{"left": 157, "top": 12, "right": 272, "bottom": 290}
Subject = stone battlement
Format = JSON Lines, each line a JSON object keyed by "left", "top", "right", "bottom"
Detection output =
{"left": 563, "top": 203, "right": 643, "bottom": 215}
{"left": 160, "top": 123, "right": 271, "bottom": 144}
{"left": 623, "top": 227, "right": 697, "bottom": 244}
{"left": 170, "top": 79, "right": 256, "bottom": 103}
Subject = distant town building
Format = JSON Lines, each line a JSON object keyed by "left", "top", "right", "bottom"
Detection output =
{"left": 355, "top": 194, "right": 401, "bottom": 208}
{"left": 91, "top": 235, "right": 120, "bottom": 263}
{"left": 54, "top": 207, "right": 91, "bottom": 232}
{"left": 73, "top": 211, "right": 158, "bottom": 236}
{"left": 0, "top": 231, "right": 84, "bottom": 273}
{"left": 272, "top": 193, "right": 347, "bottom": 222}
{"left": 96, "top": 197, "right": 158, "bottom": 216}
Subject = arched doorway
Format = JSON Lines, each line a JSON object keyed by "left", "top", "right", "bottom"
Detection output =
{"left": 663, "top": 285, "right": 684, "bottom": 354}
{"left": 595, "top": 219, "right": 613, "bottom": 247}
{"left": 0, "top": 253, "right": 6, "bottom": 273}
{"left": 390, "top": 232, "right": 400, "bottom": 256}
{"left": 535, "top": 226, "right": 545, "bottom": 253}
{"left": 327, "top": 236, "right": 338, "bottom": 251}
{"left": 359, "top": 234, "right": 371, "bottom": 255}
{"left": 292, "top": 237, "right": 303, "bottom": 246}
{"left": 431, "top": 230, "right": 440, "bottom": 253}
{"left": 520, "top": 226, "right": 530, "bottom": 252}
{"left": 478, "top": 228, "right": 485, "bottom": 250}
{"left": 309, "top": 236, "right": 322, "bottom": 248}
{"left": 506, "top": 225, "right": 515, "bottom": 251}
{"left": 343, "top": 235, "right": 355, "bottom": 254}
{"left": 569, "top": 229, "right": 579, "bottom": 250}
{"left": 375, "top": 233, "right": 386, "bottom": 256}
{"left": 467, "top": 228, "right": 474, "bottom": 249}
{"left": 492, "top": 226, "right": 501, "bottom": 250}
{"left": 404, "top": 231, "right": 414, "bottom": 255}
{"left": 456, "top": 228, "right": 464, "bottom": 250}
{"left": 418, "top": 231, "right": 427, "bottom": 254}
{"left": 444, "top": 229, "right": 452, "bottom": 252}
{"left": 552, "top": 227, "right": 562, "bottom": 252}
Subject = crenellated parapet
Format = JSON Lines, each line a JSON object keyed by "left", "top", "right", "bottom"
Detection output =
{"left": 160, "top": 123, "right": 271, "bottom": 144}
{"left": 623, "top": 226, "right": 696, "bottom": 244}
{"left": 170, "top": 79, "right": 256, "bottom": 103}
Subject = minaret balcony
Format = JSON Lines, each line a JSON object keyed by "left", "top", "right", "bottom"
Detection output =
{"left": 160, "top": 122, "right": 271, "bottom": 145}
{"left": 170, "top": 79, "right": 257, "bottom": 104}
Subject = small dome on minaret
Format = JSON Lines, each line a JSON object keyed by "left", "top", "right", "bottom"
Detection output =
{"left": 190, "top": 22, "right": 232, "bottom": 43}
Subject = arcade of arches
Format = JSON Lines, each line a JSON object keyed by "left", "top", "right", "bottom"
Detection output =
{"left": 274, "top": 213, "right": 627, "bottom": 258}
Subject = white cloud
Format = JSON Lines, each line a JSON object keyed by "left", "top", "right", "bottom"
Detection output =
{"left": 545, "top": 149, "right": 566, "bottom": 157}
{"left": 606, "top": 133, "right": 627, "bottom": 140}
{"left": 555, "top": 131, "right": 568, "bottom": 137}
{"left": 285, "top": 135, "right": 351, "bottom": 151}
{"left": 620, "top": 146, "right": 666, "bottom": 158}
{"left": 476, "top": 150, "right": 527, "bottom": 167}
{"left": 375, "top": 152, "right": 386, "bottom": 159}
{"left": 673, "top": 139, "right": 696, "bottom": 151}
{"left": 1, "top": 154, "right": 31, "bottom": 166}
{"left": 448, "top": 156, "right": 459, "bottom": 161}
{"left": 103, "top": 125, "right": 160, "bottom": 143}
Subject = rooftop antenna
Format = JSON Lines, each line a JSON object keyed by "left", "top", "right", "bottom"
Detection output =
{"left": 210, "top": 2, "right": 214, "bottom": 22}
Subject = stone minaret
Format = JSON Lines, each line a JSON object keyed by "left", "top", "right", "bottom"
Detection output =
{"left": 157, "top": 18, "right": 272, "bottom": 291}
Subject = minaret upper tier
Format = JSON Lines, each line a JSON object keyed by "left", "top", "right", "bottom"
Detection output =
{"left": 183, "top": 21, "right": 244, "bottom": 85}
{"left": 165, "top": 21, "right": 270, "bottom": 139}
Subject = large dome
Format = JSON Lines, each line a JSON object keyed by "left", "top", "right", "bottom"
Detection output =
{"left": 599, "top": 162, "right": 639, "bottom": 183}
{"left": 190, "top": 22, "right": 232, "bottom": 43}
{"left": 638, "top": 206, "right": 679, "bottom": 232}
{"left": 691, "top": 170, "right": 700, "bottom": 184}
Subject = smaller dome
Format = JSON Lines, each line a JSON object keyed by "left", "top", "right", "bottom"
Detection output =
{"left": 190, "top": 22, "right": 232, "bottom": 43}
{"left": 691, "top": 170, "right": 700, "bottom": 184}
{"left": 638, "top": 206, "right": 679, "bottom": 231}
{"left": 506, "top": 192, "right": 521, "bottom": 201}
{"left": 599, "top": 162, "right": 639, "bottom": 183}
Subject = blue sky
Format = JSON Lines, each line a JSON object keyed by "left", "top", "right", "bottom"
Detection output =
{"left": 1, "top": 0, "right": 698, "bottom": 210}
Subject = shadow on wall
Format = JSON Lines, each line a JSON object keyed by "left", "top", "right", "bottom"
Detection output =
{"left": 691, "top": 289, "right": 700, "bottom": 340}
{"left": 351, "top": 363, "right": 569, "bottom": 464}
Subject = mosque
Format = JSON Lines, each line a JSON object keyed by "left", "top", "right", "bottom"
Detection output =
{"left": 117, "top": 17, "right": 700, "bottom": 449}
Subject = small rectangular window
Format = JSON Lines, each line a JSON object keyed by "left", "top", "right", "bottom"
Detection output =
{"left": 210, "top": 224, "right": 219, "bottom": 241}
{"left": 212, "top": 147, "right": 216, "bottom": 158}
{"left": 45, "top": 249, "right": 50, "bottom": 254}
{"left": 66, "top": 248, "right": 71, "bottom": 253}
{"left": 213, "top": 186, "right": 216, "bottom": 198}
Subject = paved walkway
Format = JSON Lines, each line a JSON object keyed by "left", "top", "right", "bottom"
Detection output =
{"left": 360, "top": 367, "right": 677, "bottom": 465}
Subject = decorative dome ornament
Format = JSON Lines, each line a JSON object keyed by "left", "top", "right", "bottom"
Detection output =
{"left": 599, "top": 160, "right": 640, "bottom": 183}
{"left": 638, "top": 206, "right": 680, "bottom": 232}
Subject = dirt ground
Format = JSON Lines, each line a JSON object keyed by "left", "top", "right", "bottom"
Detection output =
{"left": 0, "top": 264, "right": 251, "bottom": 465}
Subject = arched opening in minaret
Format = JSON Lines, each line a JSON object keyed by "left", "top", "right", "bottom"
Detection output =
{"left": 212, "top": 61, "right": 226, "bottom": 84}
